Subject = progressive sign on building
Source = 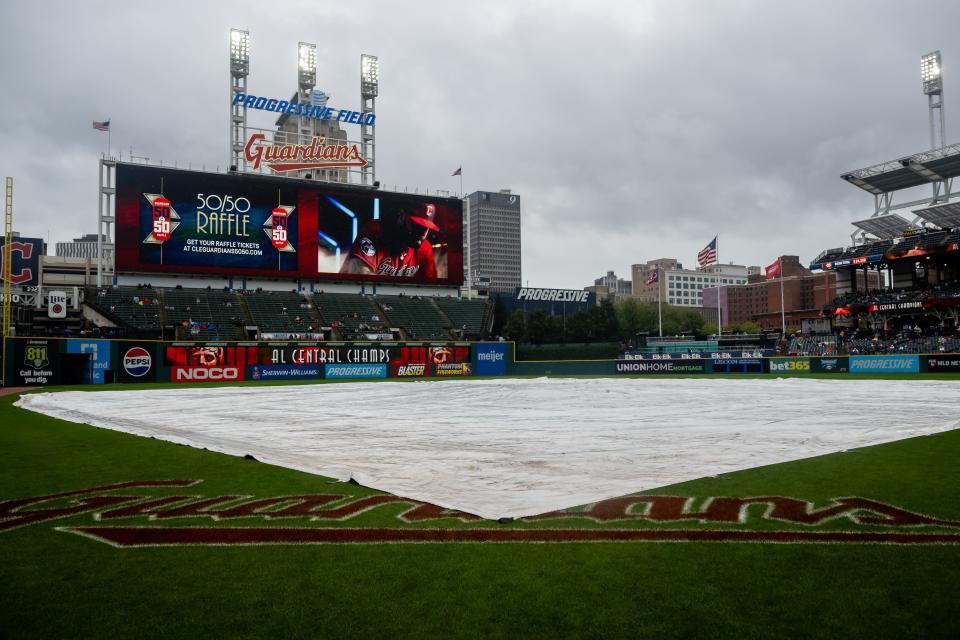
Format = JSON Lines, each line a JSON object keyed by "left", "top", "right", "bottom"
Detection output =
{"left": 511, "top": 288, "right": 595, "bottom": 312}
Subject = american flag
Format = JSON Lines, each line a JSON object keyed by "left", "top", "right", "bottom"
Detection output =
{"left": 451, "top": 167, "right": 462, "bottom": 176}
{"left": 645, "top": 270, "right": 659, "bottom": 285}
{"left": 697, "top": 236, "right": 718, "bottom": 268}
{"left": 92, "top": 120, "right": 110, "bottom": 132}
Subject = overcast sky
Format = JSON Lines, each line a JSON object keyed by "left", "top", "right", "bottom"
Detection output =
{"left": 0, "top": 0, "right": 957, "bottom": 287}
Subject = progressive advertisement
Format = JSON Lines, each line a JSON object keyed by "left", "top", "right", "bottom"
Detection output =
{"left": 849, "top": 355, "right": 920, "bottom": 373}
{"left": 115, "top": 163, "right": 463, "bottom": 285}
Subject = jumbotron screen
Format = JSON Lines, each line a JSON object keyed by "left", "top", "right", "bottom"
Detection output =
{"left": 115, "top": 163, "right": 464, "bottom": 285}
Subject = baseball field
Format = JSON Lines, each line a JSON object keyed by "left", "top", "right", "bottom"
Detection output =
{"left": 2, "top": 374, "right": 959, "bottom": 639}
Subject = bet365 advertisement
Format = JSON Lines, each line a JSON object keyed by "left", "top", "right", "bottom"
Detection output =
{"left": 115, "top": 163, "right": 463, "bottom": 284}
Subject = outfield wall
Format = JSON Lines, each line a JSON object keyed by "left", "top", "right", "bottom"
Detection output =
{"left": 3, "top": 337, "right": 960, "bottom": 386}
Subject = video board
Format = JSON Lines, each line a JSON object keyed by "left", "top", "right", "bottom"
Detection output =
{"left": 115, "top": 163, "right": 463, "bottom": 285}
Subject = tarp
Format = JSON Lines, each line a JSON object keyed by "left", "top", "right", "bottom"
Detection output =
{"left": 15, "top": 378, "right": 960, "bottom": 520}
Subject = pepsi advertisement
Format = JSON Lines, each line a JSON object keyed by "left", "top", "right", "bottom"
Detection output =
{"left": 115, "top": 163, "right": 463, "bottom": 285}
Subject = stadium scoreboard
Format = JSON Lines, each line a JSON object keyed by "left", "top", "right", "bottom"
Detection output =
{"left": 115, "top": 163, "right": 464, "bottom": 286}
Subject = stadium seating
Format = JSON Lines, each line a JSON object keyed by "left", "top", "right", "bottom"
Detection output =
{"left": 164, "top": 288, "right": 243, "bottom": 340}
{"left": 375, "top": 295, "right": 450, "bottom": 340}
{"left": 242, "top": 291, "right": 318, "bottom": 334}
{"left": 434, "top": 297, "right": 489, "bottom": 338}
{"left": 84, "top": 286, "right": 162, "bottom": 335}
{"left": 788, "top": 335, "right": 840, "bottom": 356}
{"left": 313, "top": 292, "right": 390, "bottom": 340}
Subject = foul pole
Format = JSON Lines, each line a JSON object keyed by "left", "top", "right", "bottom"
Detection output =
{"left": 2, "top": 177, "right": 12, "bottom": 387}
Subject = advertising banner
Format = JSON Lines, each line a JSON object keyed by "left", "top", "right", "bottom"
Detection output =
{"left": 165, "top": 345, "right": 256, "bottom": 382}
{"left": 615, "top": 360, "right": 706, "bottom": 375}
{"left": 117, "top": 343, "right": 158, "bottom": 383}
{"left": 248, "top": 364, "right": 322, "bottom": 381}
{"left": 161, "top": 342, "right": 470, "bottom": 382}
{"left": 849, "top": 355, "right": 920, "bottom": 373}
{"left": 65, "top": 339, "right": 111, "bottom": 384}
{"left": 13, "top": 339, "right": 59, "bottom": 385}
{"left": 115, "top": 163, "right": 463, "bottom": 285}
{"left": 768, "top": 358, "right": 811, "bottom": 374}
{"left": 474, "top": 343, "right": 508, "bottom": 376}
{"left": 709, "top": 358, "right": 767, "bottom": 374}
{"left": 325, "top": 363, "right": 387, "bottom": 379}
{"left": 434, "top": 363, "right": 473, "bottom": 376}
{"left": 924, "top": 355, "right": 960, "bottom": 373}
{"left": 810, "top": 357, "right": 849, "bottom": 373}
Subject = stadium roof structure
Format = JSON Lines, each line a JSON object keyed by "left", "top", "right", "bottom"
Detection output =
{"left": 841, "top": 143, "right": 960, "bottom": 195}
{"left": 851, "top": 213, "right": 917, "bottom": 240}
{"left": 913, "top": 201, "right": 960, "bottom": 229}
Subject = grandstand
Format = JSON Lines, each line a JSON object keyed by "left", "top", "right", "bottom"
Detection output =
{"left": 242, "top": 290, "right": 319, "bottom": 336}
{"left": 313, "top": 293, "right": 390, "bottom": 340}
{"left": 376, "top": 295, "right": 449, "bottom": 340}
{"left": 83, "top": 286, "right": 162, "bottom": 337}
{"left": 434, "top": 297, "right": 489, "bottom": 338}
{"left": 57, "top": 287, "right": 496, "bottom": 342}
{"left": 162, "top": 288, "right": 244, "bottom": 341}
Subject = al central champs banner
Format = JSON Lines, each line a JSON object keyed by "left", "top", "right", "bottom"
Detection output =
{"left": 115, "top": 163, "right": 463, "bottom": 284}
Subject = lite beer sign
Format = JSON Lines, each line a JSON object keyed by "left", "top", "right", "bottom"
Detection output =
{"left": 243, "top": 133, "right": 367, "bottom": 173}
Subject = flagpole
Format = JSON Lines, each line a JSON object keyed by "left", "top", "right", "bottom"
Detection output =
{"left": 107, "top": 117, "right": 111, "bottom": 158}
{"left": 657, "top": 266, "right": 663, "bottom": 337}
{"left": 779, "top": 256, "right": 786, "bottom": 335}
{"left": 716, "top": 234, "right": 722, "bottom": 337}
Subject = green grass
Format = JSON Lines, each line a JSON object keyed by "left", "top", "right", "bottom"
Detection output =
{"left": 1, "top": 379, "right": 960, "bottom": 639}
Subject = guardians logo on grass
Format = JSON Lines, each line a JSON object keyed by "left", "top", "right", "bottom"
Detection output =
{"left": 2, "top": 480, "right": 960, "bottom": 547}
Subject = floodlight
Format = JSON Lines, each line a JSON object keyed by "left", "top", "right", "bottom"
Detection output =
{"left": 298, "top": 42, "right": 317, "bottom": 89}
{"left": 361, "top": 54, "right": 379, "bottom": 97}
{"left": 921, "top": 50, "right": 942, "bottom": 95}
{"left": 230, "top": 29, "right": 250, "bottom": 76}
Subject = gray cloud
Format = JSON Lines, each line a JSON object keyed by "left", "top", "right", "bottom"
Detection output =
{"left": 0, "top": 0, "right": 956, "bottom": 286}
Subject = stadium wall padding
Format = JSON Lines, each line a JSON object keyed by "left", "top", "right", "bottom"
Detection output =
{"left": 3, "top": 337, "right": 960, "bottom": 386}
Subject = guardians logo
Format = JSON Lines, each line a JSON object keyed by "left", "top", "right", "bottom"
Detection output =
{"left": 244, "top": 133, "right": 367, "bottom": 173}
{"left": 3, "top": 480, "right": 960, "bottom": 547}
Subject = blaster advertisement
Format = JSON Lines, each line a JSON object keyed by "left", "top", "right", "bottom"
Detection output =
{"left": 115, "top": 164, "right": 463, "bottom": 285}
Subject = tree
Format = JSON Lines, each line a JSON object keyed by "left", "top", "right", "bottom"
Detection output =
{"left": 491, "top": 295, "right": 509, "bottom": 336}
{"left": 503, "top": 310, "right": 527, "bottom": 342}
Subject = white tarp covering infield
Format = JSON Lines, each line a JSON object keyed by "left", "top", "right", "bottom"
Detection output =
{"left": 15, "top": 377, "right": 960, "bottom": 520}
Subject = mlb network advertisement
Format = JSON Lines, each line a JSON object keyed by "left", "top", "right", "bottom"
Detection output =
{"left": 115, "top": 164, "right": 463, "bottom": 284}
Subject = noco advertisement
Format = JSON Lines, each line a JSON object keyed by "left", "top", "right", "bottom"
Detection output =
{"left": 115, "top": 163, "right": 464, "bottom": 285}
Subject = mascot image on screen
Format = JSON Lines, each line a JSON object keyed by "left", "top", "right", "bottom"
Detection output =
{"left": 340, "top": 203, "right": 439, "bottom": 278}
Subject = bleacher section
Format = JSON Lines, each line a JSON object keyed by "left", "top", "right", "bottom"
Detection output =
{"left": 78, "top": 286, "right": 492, "bottom": 342}
{"left": 164, "top": 288, "right": 243, "bottom": 340}
{"left": 84, "top": 286, "right": 162, "bottom": 335}
{"left": 313, "top": 293, "right": 389, "bottom": 340}
{"left": 788, "top": 335, "right": 840, "bottom": 356}
{"left": 376, "top": 296, "right": 450, "bottom": 340}
{"left": 434, "top": 297, "right": 488, "bottom": 337}
{"left": 243, "top": 291, "right": 318, "bottom": 334}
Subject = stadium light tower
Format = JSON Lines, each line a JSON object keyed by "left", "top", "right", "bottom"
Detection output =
{"left": 921, "top": 50, "right": 946, "bottom": 150}
{"left": 230, "top": 28, "right": 251, "bottom": 170}
{"left": 298, "top": 42, "right": 317, "bottom": 90}
{"left": 296, "top": 42, "right": 318, "bottom": 155}
{"left": 360, "top": 54, "right": 379, "bottom": 186}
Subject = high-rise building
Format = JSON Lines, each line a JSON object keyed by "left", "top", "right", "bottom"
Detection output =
{"left": 465, "top": 190, "right": 521, "bottom": 295}
{"left": 587, "top": 270, "right": 632, "bottom": 302}
{"left": 55, "top": 233, "right": 102, "bottom": 259}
